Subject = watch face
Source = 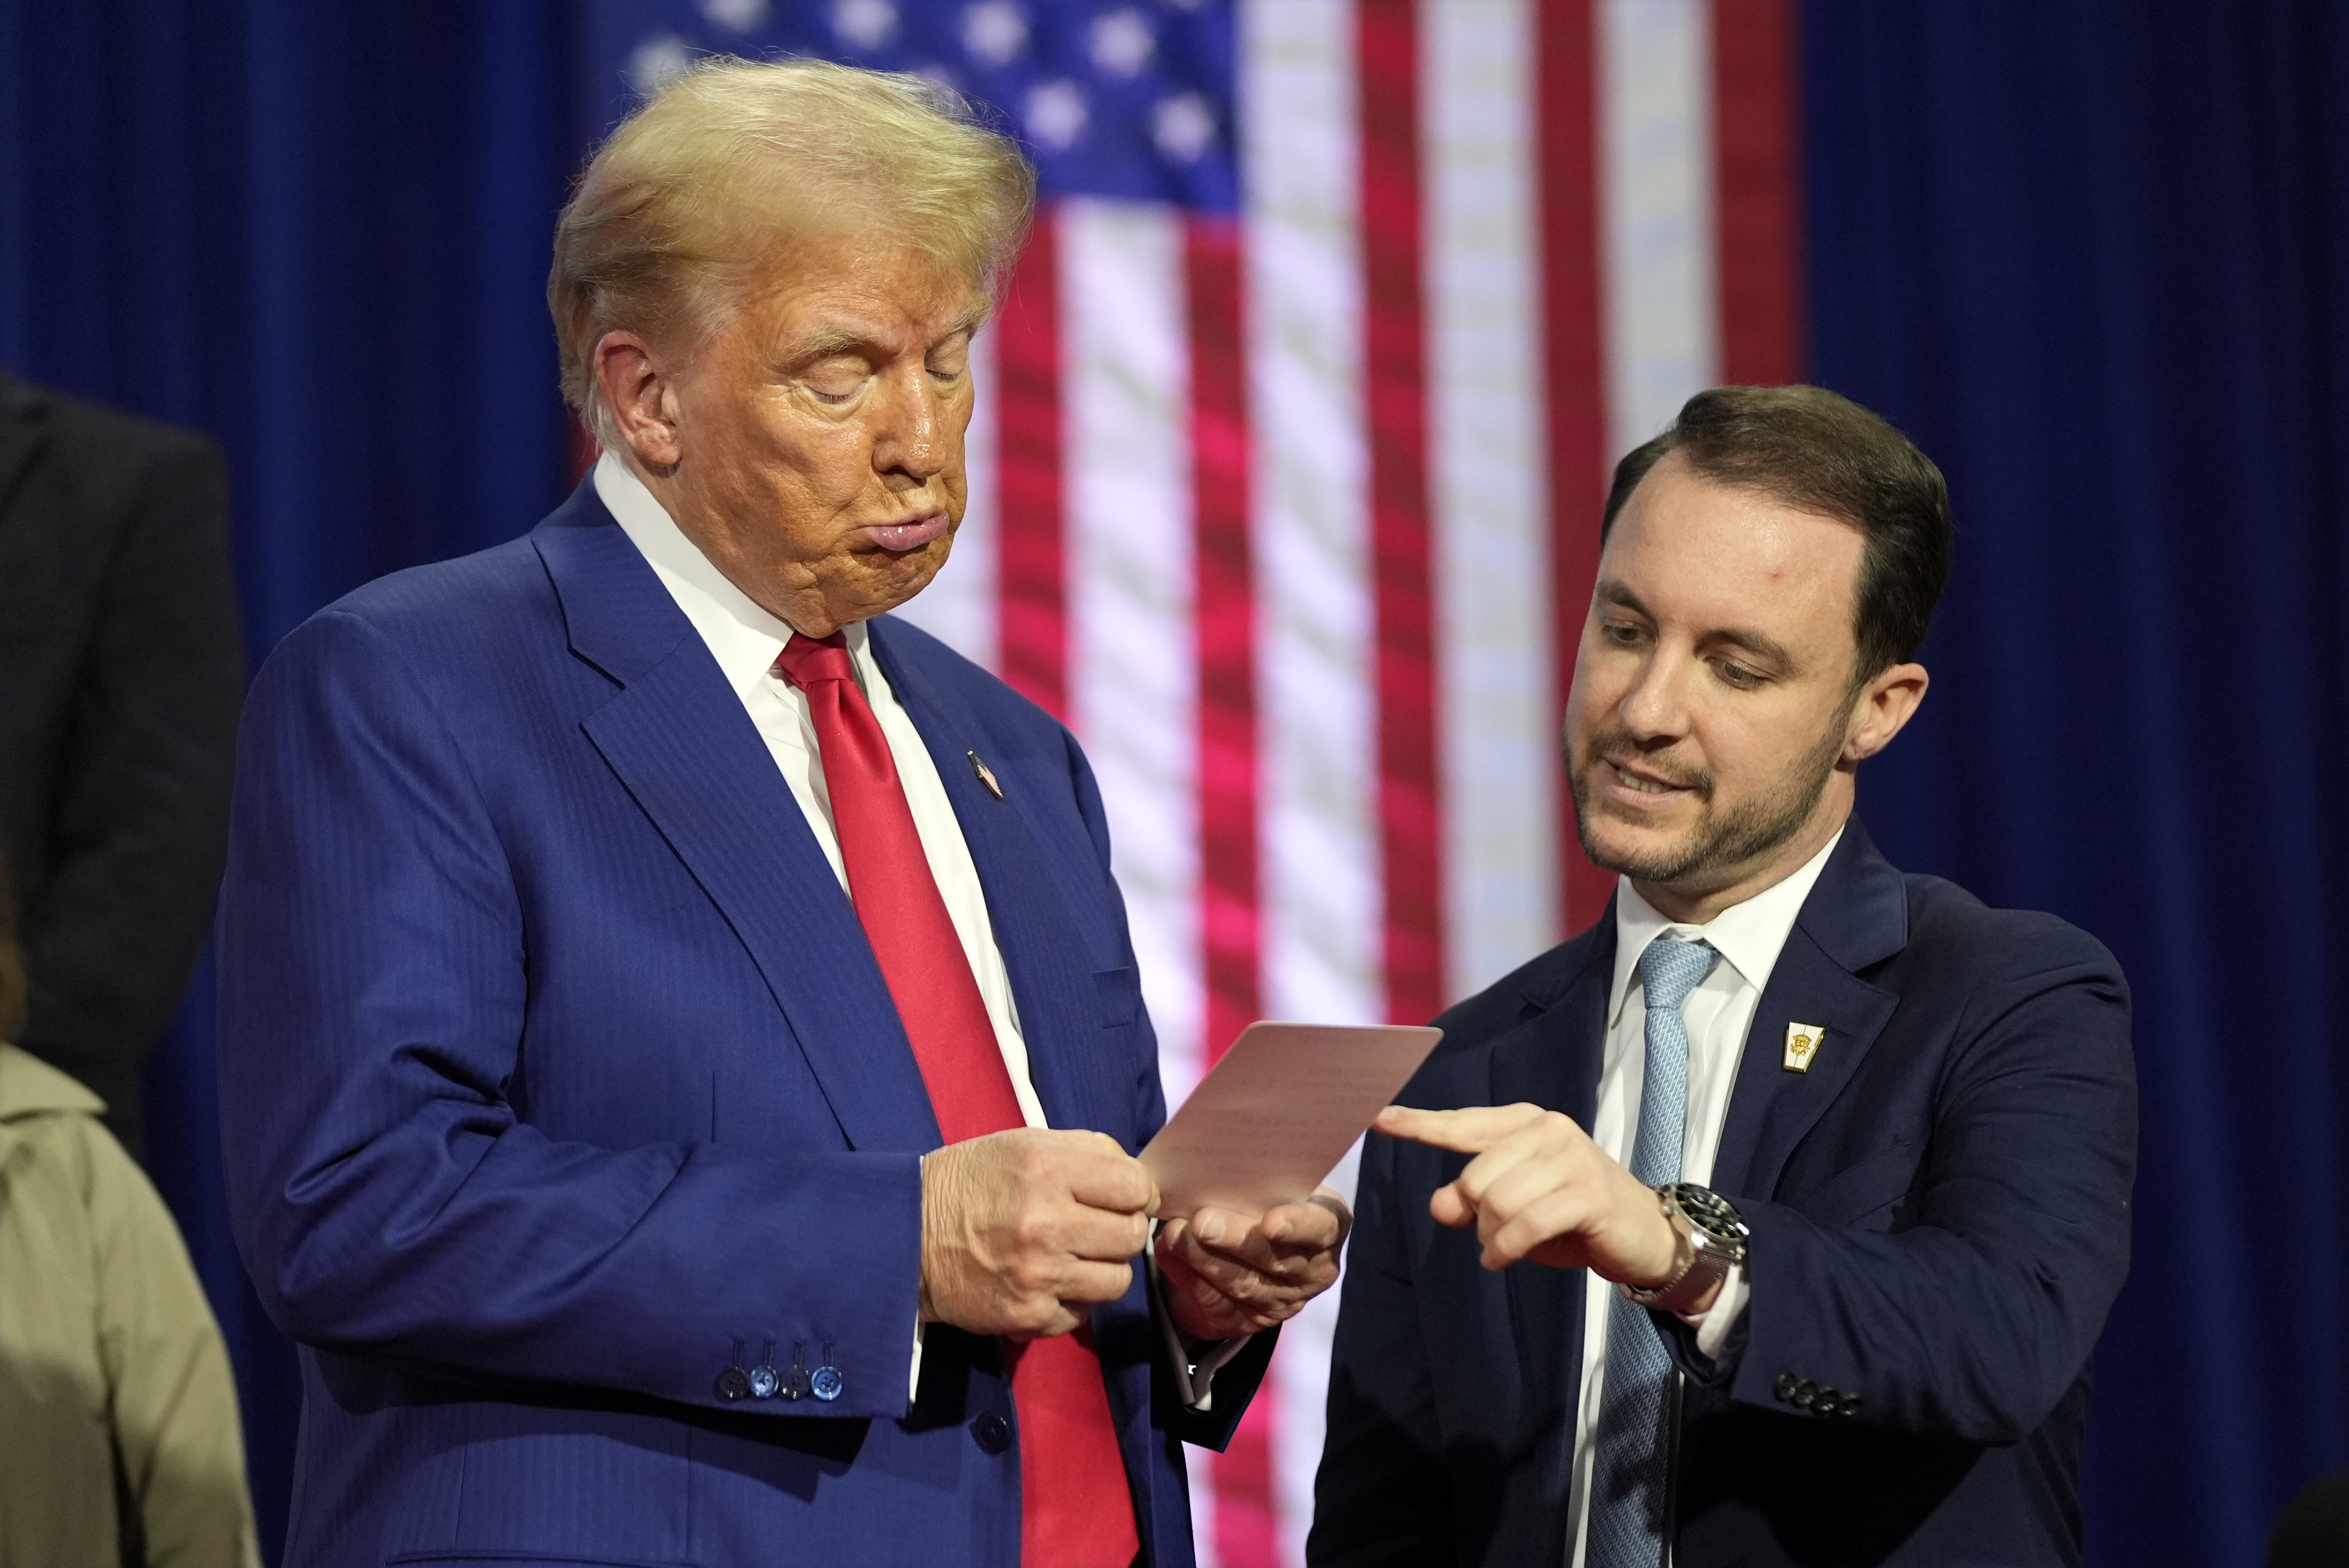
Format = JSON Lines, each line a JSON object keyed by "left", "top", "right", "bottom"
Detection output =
{"left": 1674, "top": 1183, "right": 1747, "bottom": 1242}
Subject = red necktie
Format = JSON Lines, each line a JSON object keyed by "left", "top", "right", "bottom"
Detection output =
{"left": 776, "top": 632, "right": 1140, "bottom": 1568}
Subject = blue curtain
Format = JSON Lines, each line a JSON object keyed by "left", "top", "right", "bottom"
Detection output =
{"left": 4, "top": 5, "right": 2343, "bottom": 1567}
{"left": 1806, "top": 4, "right": 2349, "bottom": 1564}
{"left": 0, "top": 0, "right": 583, "bottom": 652}
{"left": 1, "top": 5, "right": 586, "bottom": 1558}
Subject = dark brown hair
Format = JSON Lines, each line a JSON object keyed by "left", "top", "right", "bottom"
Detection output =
{"left": 1602, "top": 384, "right": 1953, "bottom": 679}
{"left": 0, "top": 853, "right": 22, "bottom": 1042}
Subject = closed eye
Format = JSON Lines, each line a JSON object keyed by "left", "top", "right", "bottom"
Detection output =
{"left": 802, "top": 374, "right": 869, "bottom": 406}
{"left": 795, "top": 349, "right": 877, "bottom": 406}
{"left": 927, "top": 331, "right": 974, "bottom": 386}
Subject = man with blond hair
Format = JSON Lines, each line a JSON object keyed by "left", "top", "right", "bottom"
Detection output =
{"left": 218, "top": 59, "right": 1339, "bottom": 1568}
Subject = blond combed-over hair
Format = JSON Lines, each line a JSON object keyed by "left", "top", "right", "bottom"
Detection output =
{"left": 549, "top": 56, "right": 1036, "bottom": 447}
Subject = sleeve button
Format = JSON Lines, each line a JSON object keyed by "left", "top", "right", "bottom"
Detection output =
{"left": 715, "top": 1367, "right": 752, "bottom": 1402}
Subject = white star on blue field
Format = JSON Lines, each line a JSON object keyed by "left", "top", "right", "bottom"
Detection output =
{"left": 591, "top": 0, "right": 1239, "bottom": 212}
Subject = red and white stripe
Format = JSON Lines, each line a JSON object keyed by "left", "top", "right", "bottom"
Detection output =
{"left": 893, "top": 4, "right": 1799, "bottom": 1561}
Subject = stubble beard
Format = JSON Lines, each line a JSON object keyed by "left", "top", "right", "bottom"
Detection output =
{"left": 1569, "top": 712, "right": 1848, "bottom": 891}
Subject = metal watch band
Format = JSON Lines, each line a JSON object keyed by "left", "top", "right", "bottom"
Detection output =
{"left": 1620, "top": 1183, "right": 1747, "bottom": 1314}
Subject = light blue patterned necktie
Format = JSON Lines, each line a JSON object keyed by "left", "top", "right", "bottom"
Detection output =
{"left": 1587, "top": 934, "right": 1720, "bottom": 1568}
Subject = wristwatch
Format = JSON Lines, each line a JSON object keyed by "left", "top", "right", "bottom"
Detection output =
{"left": 1620, "top": 1182, "right": 1749, "bottom": 1315}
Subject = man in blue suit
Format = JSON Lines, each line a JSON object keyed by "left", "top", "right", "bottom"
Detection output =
{"left": 218, "top": 60, "right": 1341, "bottom": 1568}
{"left": 1311, "top": 386, "right": 2136, "bottom": 1567}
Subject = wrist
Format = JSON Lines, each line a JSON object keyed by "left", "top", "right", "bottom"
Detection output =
{"left": 1168, "top": 1294, "right": 1223, "bottom": 1347}
{"left": 1157, "top": 1257, "right": 1232, "bottom": 1347}
{"left": 1629, "top": 1206, "right": 1696, "bottom": 1292}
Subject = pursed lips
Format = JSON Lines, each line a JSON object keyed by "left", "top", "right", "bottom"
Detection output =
{"left": 856, "top": 513, "right": 949, "bottom": 553}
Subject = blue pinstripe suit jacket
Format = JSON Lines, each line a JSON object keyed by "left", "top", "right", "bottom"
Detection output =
{"left": 218, "top": 479, "right": 1266, "bottom": 1568}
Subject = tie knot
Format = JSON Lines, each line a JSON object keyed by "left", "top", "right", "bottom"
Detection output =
{"left": 1637, "top": 935, "right": 1718, "bottom": 1014}
{"left": 774, "top": 631, "right": 854, "bottom": 690}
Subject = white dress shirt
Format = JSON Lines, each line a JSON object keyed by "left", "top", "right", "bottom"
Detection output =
{"left": 1563, "top": 828, "right": 1844, "bottom": 1568}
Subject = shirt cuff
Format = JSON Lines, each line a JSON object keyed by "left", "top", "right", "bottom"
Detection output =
{"left": 1149, "top": 1250, "right": 1252, "bottom": 1410}
{"left": 1679, "top": 1262, "right": 1748, "bottom": 1360}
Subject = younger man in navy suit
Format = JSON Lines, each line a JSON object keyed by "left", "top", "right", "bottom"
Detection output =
{"left": 1313, "top": 386, "right": 2135, "bottom": 1567}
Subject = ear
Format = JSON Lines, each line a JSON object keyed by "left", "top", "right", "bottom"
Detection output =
{"left": 592, "top": 330, "right": 684, "bottom": 474}
{"left": 1842, "top": 660, "right": 1929, "bottom": 764}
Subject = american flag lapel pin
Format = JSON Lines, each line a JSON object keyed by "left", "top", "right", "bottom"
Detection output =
{"left": 967, "top": 751, "right": 1004, "bottom": 800}
{"left": 1783, "top": 1023, "right": 1825, "bottom": 1073}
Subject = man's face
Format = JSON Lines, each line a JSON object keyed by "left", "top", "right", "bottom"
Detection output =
{"left": 1564, "top": 452, "right": 1883, "bottom": 914}
{"left": 628, "top": 228, "right": 982, "bottom": 636}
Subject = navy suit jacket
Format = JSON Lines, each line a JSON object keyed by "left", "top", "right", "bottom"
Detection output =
{"left": 1311, "top": 824, "right": 2136, "bottom": 1568}
{"left": 217, "top": 480, "right": 1270, "bottom": 1568}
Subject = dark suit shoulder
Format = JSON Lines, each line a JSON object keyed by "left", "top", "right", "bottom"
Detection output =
{"left": 1897, "top": 872, "right": 2126, "bottom": 995}
{"left": 1, "top": 377, "right": 229, "bottom": 610}
{"left": 3, "top": 377, "right": 222, "bottom": 527}
{"left": 5, "top": 375, "right": 218, "bottom": 466}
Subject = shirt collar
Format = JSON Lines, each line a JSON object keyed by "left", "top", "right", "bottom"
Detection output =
{"left": 1606, "top": 825, "right": 1846, "bottom": 1026}
{"left": 595, "top": 451, "right": 872, "bottom": 696}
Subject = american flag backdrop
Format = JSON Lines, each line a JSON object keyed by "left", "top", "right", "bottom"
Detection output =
{"left": 582, "top": 3, "right": 1803, "bottom": 1563}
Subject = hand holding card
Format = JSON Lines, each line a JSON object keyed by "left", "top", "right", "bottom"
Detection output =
{"left": 1141, "top": 1022, "right": 1442, "bottom": 1342}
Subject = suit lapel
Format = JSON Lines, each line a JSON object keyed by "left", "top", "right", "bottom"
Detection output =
{"left": 1709, "top": 823, "right": 1909, "bottom": 1198}
{"left": 1487, "top": 926, "right": 1614, "bottom": 1440}
{"left": 868, "top": 619, "right": 1133, "bottom": 1145}
{"left": 535, "top": 489, "right": 942, "bottom": 1156}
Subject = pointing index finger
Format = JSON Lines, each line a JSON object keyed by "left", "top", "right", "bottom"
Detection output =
{"left": 1373, "top": 1103, "right": 1549, "bottom": 1154}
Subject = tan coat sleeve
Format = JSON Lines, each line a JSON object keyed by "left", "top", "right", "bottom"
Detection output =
{"left": 83, "top": 1123, "right": 262, "bottom": 1568}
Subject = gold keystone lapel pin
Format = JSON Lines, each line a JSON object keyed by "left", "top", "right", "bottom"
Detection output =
{"left": 1783, "top": 1023, "right": 1825, "bottom": 1074}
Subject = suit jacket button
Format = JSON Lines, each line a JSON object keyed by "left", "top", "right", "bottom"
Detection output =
{"left": 973, "top": 1413, "right": 1013, "bottom": 1455}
